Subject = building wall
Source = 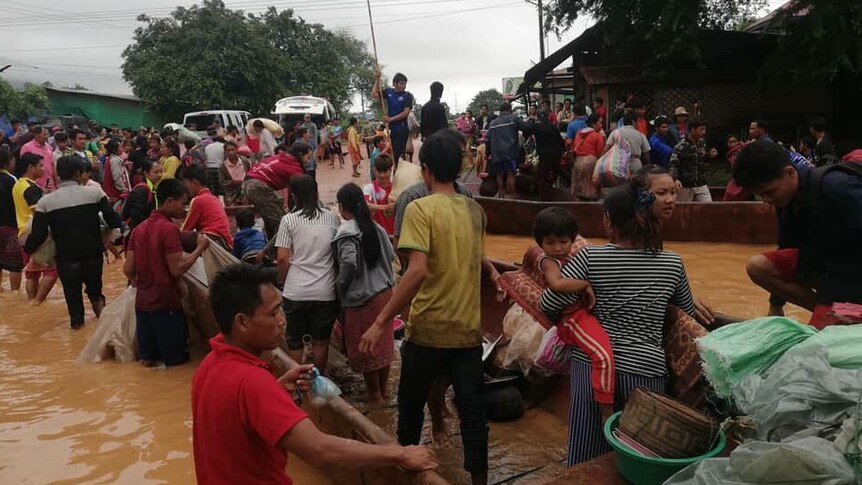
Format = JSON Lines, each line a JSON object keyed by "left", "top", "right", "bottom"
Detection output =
{"left": 47, "top": 91, "right": 165, "bottom": 128}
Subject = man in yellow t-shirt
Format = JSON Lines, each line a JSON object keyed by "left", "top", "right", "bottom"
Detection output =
{"left": 11, "top": 152, "right": 58, "bottom": 302}
{"left": 359, "top": 130, "right": 489, "bottom": 485}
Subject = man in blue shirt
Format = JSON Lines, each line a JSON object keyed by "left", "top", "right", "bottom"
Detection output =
{"left": 564, "top": 105, "right": 589, "bottom": 148}
{"left": 372, "top": 71, "right": 414, "bottom": 168}
{"left": 734, "top": 140, "right": 862, "bottom": 329}
{"left": 648, "top": 115, "right": 674, "bottom": 168}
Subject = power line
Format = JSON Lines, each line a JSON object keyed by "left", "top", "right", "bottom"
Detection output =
{"left": 0, "top": 0, "right": 506, "bottom": 27}
{"left": 343, "top": 2, "right": 523, "bottom": 28}
{"left": 2, "top": 0, "right": 119, "bottom": 29}
{"left": 1, "top": 1, "right": 520, "bottom": 53}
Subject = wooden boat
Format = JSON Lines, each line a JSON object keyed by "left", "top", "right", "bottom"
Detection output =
{"left": 178, "top": 237, "right": 715, "bottom": 484}
{"left": 475, "top": 196, "right": 776, "bottom": 244}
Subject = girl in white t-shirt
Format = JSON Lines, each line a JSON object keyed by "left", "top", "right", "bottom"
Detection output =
{"left": 275, "top": 174, "right": 340, "bottom": 371}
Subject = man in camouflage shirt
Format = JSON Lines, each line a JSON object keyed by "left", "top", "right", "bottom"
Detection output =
{"left": 670, "top": 118, "right": 712, "bottom": 202}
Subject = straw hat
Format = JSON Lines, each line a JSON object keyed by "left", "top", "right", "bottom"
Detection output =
{"left": 674, "top": 106, "right": 689, "bottom": 117}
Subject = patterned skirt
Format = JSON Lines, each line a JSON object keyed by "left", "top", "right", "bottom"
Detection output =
{"left": 344, "top": 289, "right": 395, "bottom": 373}
{"left": 0, "top": 226, "right": 23, "bottom": 272}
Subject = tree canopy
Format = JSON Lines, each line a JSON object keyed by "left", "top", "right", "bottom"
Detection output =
{"left": 543, "top": 0, "right": 862, "bottom": 81}
{"left": 0, "top": 79, "right": 50, "bottom": 120}
{"left": 764, "top": 0, "right": 862, "bottom": 81}
{"left": 122, "top": 0, "right": 377, "bottom": 120}
{"left": 467, "top": 89, "right": 505, "bottom": 114}
{"left": 544, "top": 0, "right": 766, "bottom": 66}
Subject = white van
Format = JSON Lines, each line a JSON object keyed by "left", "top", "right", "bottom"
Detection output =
{"left": 273, "top": 96, "right": 336, "bottom": 131}
{"left": 182, "top": 110, "right": 251, "bottom": 138}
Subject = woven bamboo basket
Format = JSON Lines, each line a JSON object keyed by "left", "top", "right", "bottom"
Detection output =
{"left": 618, "top": 387, "right": 718, "bottom": 459}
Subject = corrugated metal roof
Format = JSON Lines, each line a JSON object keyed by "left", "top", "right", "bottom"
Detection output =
{"left": 579, "top": 64, "right": 645, "bottom": 85}
{"left": 45, "top": 86, "right": 141, "bottom": 102}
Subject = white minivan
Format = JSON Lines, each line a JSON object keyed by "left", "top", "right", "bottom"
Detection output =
{"left": 182, "top": 110, "right": 251, "bottom": 138}
{"left": 273, "top": 96, "right": 336, "bottom": 131}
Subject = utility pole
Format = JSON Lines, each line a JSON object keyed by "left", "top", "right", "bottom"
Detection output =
{"left": 538, "top": 0, "right": 545, "bottom": 61}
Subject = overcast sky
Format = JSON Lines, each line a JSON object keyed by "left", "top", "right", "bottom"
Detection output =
{"left": 0, "top": 0, "right": 785, "bottom": 115}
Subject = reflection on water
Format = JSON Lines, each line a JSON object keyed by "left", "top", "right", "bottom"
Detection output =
{"left": 0, "top": 236, "right": 808, "bottom": 484}
{"left": 0, "top": 264, "right": 332, "bottom": 484}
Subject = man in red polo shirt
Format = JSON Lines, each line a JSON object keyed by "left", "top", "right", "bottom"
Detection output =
{"left": 194, "top": 264, "right": 437, "bottom": 485}
{"left": 181, "top": 164, "right": 233, "bottom": 249}
{"left": 124, "top": 179, "right": 210, "bottom": 366}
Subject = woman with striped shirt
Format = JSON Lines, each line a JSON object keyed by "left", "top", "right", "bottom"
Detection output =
{"left": 540, "top": 182, "right": 696, "bottom": 466}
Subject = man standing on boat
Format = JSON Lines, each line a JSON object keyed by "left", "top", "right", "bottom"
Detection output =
{"left": 372, "top": 71, "right": 414, "bottom": 164}
{"left": 192, "top": 264, "right": 437, "bottom": 484}
{"left": 734, "top": 140, "right": 862, "bottom": 329}
{"left": 360, "top": 130, "right": 490, "bottom": 485}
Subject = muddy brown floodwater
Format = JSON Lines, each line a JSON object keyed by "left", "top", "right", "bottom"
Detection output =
{"left": 0, "top": 234, "right": 807, "bottom": 484}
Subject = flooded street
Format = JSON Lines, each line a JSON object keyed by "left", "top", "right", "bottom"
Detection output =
{"left": 0, "top": 228, "right": 807, "bottom": 484}
{"left": 0, "top": 264, "right": 332, "bottom": 484}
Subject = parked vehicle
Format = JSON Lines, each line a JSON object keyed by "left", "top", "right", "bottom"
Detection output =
{"left": 182, "top": 110, "right": 251, "bottom": 138}
{"left": 273, "top": 96, "right": 336, "bottom": 132}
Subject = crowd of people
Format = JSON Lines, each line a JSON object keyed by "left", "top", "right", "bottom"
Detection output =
{"left": 2, "top": 68, "right": 862, "bottom": 485}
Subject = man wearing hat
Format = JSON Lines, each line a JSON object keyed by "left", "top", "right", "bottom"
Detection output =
{"left": 669, "top": 106, "right": 689, "bottom": 145}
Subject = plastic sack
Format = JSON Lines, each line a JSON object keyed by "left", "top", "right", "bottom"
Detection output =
{"left": 309, "top": 367, "right": 342, "bottom": 407}
{"left": 163, "top": 123, "right": 202, "bottom": 144}
{"left": 732, "top": 344, "right": 862, "bottom": 441}
{"left": 795, "top": 324, "right": 862, "bottom": 369}
{"left": 245, "top": 118, "right": 284, "bottom": 139}
{"left": 665, "top": 436, "right": 856, "bottom": 485}
{"left": 534, "top": 327, "right": 570, "bottom": 375}
{"left": 390, "top": 158, "right": 422, "bottom": 202}
{"left": 592, "top": 129, "right": 631, "bottom": 187}
{"left": 696, "top": 317, "right": 817, "bottom": 398}
{"left": 497, "top": 304, "right": 547, "bottom": 376}
{"left": 77, "top": 286, "right": 137, "bottom": 364}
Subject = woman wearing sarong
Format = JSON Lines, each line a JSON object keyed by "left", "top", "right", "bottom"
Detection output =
{"left": 333, "top": 183, "right": 395, "bottom": 403}
{"left": 219, "top": 141, "right": 250, "bottom": 206}
{"left": 540, "top": 183, "right": 697, "bottom": 466}
{"left": 0, "top": 148, "right": 23, "bottom": 290}
{"left": 571, "top": 114, "right": 604, "bottom": 200}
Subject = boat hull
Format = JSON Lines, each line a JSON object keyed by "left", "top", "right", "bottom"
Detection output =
{"left": 476, "top": 197, "right": 777, "bottom": 244}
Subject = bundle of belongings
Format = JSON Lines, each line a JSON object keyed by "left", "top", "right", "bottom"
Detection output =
{"left": 666, "top": 311, "right": 862, "bottom": 484}
{"left": 494, "top": 241, "right": 711, "bottom": 410}
{"left": 77, "top": 237, "right": 237, "bottom": 364}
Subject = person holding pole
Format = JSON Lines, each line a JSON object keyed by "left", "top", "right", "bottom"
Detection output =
{"left": 372, "top": 71, "right": 414, "bottom": 165}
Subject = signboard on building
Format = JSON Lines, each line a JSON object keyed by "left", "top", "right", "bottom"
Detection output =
{"left": 502, "top": 77, "right": 524, "bottom": 100}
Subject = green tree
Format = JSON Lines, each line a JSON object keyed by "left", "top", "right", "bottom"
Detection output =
{"left": 0, "top": 79, "right": 50, "bottom": 120}
{"left": 467, "top": 89, "right": 505, "bottom": 114}
{"left": 123, "top": 1, "right": 282, "bottom": 119}
{"left": 122, "top": 0, "right": 376, "bottom": 120}
{"left": 763, "top": 1, "right": 862, "bottom": 81}
{"left": 543, "top": 0, "right": 766, "bottom": 66}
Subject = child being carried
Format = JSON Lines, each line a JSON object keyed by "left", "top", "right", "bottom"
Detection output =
{"left": 534, "top": 207, "right": 616, "bottom": 415}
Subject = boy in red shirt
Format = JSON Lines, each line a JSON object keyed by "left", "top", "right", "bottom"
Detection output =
{"left": 363, "top": 154, "right": 396, "bottom": 235}
{"left": 181, "top": 164, "right": 233, "bottom": 249}
{"left": 123, "top": 179, "right": 210, "bottom": 366}
{"left": 192, "top": 264, "right": 437, "bottom": 484}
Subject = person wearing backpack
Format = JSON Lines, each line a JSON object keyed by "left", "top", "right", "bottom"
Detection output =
{"left": 733, "top": 140, "right": 862, "bottom": 329}
{"left": 571, "top": 114, "right": 605, "bottom": 200}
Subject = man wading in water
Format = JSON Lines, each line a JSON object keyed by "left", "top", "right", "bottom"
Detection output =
{"left": 192, "top": 264, "right": 437, "bottom": 484}
{"left": 360, "top": 130, "right": 490, "bottom": 485}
